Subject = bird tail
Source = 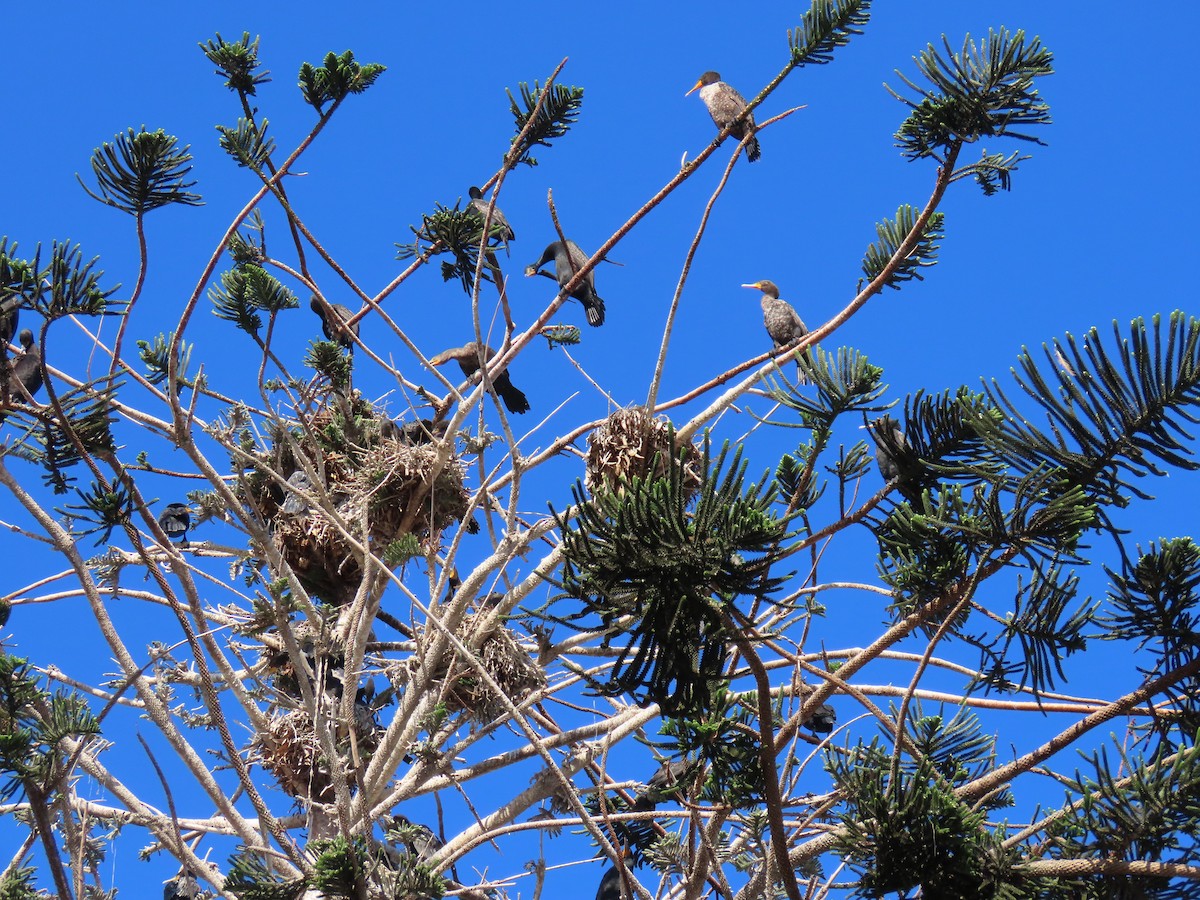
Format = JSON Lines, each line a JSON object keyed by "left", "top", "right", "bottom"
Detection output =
{"left": 584, "top": 293, "right": 606, "bottom": 327}
{"left": 500, "top": 384, "right": 531, "bottom": 415}
{"left": 746, "top": 134, "right": 761, "bottom": 162}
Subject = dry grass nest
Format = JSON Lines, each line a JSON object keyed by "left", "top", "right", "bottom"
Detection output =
{"left": 392, "top": 611, "right": 546, "bottom": 725}
{"left": 585, "top": 406, "right": 701, "bottom": 498}
{"left": 248, "top": 704, "right": 378, "bottom": 803}
{"left": 242, "top": 399, "right": 469, "bottom": 605}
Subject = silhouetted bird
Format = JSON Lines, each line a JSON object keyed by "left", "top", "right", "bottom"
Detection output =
{"left": 158, "top": 503, "right": 191, "bottom": 548}
{"left": 0, "top": 297, "right": 19, "bottom": 349}
{"left": 387, "top": 813, "right": 444, "bottom": 860}
{"left": 803, "top": 702, "right": 837, "bottom": 735}
{"left": 865, "top": 416, "right": 929, "bottom": 504}
{"left": 10, "top": 329, "right": 43, "bottom": 402}
{"left": 633, "top": 758, "right": 694, "bottom": 812}
{"left": 310, "top": 295, "right": 359, "bottom": 349}
{"left": 525, "top": 240, "right": 606, "bottom": 327}
{"left": 468, "top": 186, "right": 515, "bottom": 252}
{"left": 686, "top": 71, "right": 761, "bottom": 162}
{"left": 429, "top": 342, "right": 530, "bottom": 414}
{"left": 163, "top": 872, "right": 200, "bottom": 900}
{"left": 281, "top": 471, "right": 314, "bottom": 516}
{"left": 399, "top": 418, "right": 449, "bottom": 445}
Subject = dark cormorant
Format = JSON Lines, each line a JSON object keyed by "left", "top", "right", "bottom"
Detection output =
{"left": 158, "top": 503, "right": 192, "bottom": 548}
{"left": 632, "top": 758, "right": 693, "bottom": 812}
{"left": 525, "top": 240, "right": 606, "bottom": 327}
{"left": 163, "top": 872, "right": 200, "bottom": 900}
{"left": 429, "top": 342, "right": 530, "bottom": 414}
{"left": 686, "top": 71, "right": 761, "bottom": 162}
{"left": 0, "top": 297, "right": 19, "bottom": 349}
{"left": 803, "top": 702, "right": 838, "bottom": 735}
{"left": 387, "top": 813, "right": 444, "bottom": 860}
{"left": 865, "top": 416, "right": 929, "bottom": 503}
{"left": 742, "top": 280, "right": 807, "bottom": 349}
{"left": 10, "top": 329, "right": 43, "bottom": 402}
{"left": 468, "top": 186, "right": 515, "bottom": 252}
{"left": 310, "top": 295, "right": 360, "bottom": 349}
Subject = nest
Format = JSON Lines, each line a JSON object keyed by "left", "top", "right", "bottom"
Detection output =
{"left": 394, "top": 612, "right": 546, "bottom": 725}
{"left": 585, "top": 406, "right": 701, "bottom": 498}
{"left": 241, "top": 397, "right": 469, "bottom": 605}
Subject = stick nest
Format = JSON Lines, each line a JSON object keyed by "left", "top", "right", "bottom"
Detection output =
{"left": 585, "top": 406, "right": 701, "bottom": 498}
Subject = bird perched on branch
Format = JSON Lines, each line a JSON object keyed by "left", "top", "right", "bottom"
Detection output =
{"left": 687, "top": 71, "right": 761, "bottom": 162}
{"left": 163, "top": 871, "right": 201, "bottom": 900}
{"left": 9, "top": 329, "right": 43, "bottom": 402}
{"left": 429, "top": 341, "right": 530, "bottom": 414}
{"left": 526, "top": 240, "right": 606, "bottom": 327}
{"left": 632, "top": 758, "right": 694, "bottom": 812}
{"left": 865, "top": 415, "right": 931, "bottom": 504}
{"left": 468, "top": 185, "right": 515, "bottom": 252}
{"left": 0, "top": 297, "right": 19, "bottom": 350}
{"left": 158, "top": 503, "right": 192, "bottom": 548}
{"left": 741, "top": 280, "right": 809, "bottom": 381}
{"left": 310, "top": 294, "right": 360, "bottom": 350}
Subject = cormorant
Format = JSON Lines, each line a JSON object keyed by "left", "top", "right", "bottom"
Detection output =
{"left": 632, "top": 758, "right": 693, "bottom": 812}
{"left": 310, "top": 295, "right": 360, "bottom": 349}
{"left": 163, "top": 872, "right": 200, "bottom": 900}
{"left": 742, "top": 280, "right": 806, "bottom": 349}
{"left": 0, "top": 297, "right": 19, "bottom": 349}
{"left": 429, "top": 342, "right": 530, "bottom": 414}
{"left": 387, "top": 813, "right": 444, "bottom": 860}
{"left": 468, "top": 186, "right": 515, "bottom": 252}
{"left": 525, "top": 240, "right": 606, "bottom": 327}
{"left": 158, "top": 503, "right": 192, "bottom": 548}
{"left": 281, "top": 470, "right": 313, "bottom": 516}
{"left": 399, "top": 418, "right": 449, "bottom": 445}
{"left": 803, "top": 702, "right": 837, "bottom": 735}
{"left": 686, "top": 71, "right": 761, "bottom": 162}
{"left": 865, "top": 416, "right": 928, "bottom": 503}
{"left": 10, "top": 329, "right": 43, "bottom": 402}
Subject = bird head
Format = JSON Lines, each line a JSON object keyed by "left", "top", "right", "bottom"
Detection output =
{"left": 468, "top": 185, "right": 484, "bottom": 200}
{"left": 741, "top": 280, "right": 780, "bottom": 298}
{"left": 686, "top": 71, "right": 721, "bottom": 95}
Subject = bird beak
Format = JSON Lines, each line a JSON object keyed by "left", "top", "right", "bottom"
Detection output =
{"left": 740, "top": 282, "right": 763, "bottom": 290}
{"left": 523, "top": 266, "right": 537, "bottom": 277}
{"left": 685, "top": 80, "right": 703, "bottom": 96}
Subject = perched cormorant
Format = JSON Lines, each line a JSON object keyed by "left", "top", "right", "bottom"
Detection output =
{"left": 865, "top": 416, "right": 928, "bottom": 503}
{"left": 525, "top": 240, "right": 606, "bottom": 327}
{"left": 686, "top": 71, "right": 761, "bottom": 162}
{"left": 803, "top": 702, "right": 837, "bottom": 735}
{"left": 158, "top": 503, "right": 192, "bottom": 548}
{"left": 163, "top": 872, "right": 200, "bottom": 900}
{"left": 632, "top": 758, "right": 693, "bottom": 812}
{"left": 10, "top": 329, "right": 43, "bottom": 402}
{"left": 742, "top": 280, "right": 807, "bottom": 349}
{"left": 429, "top": 342, "right": 530, "bottom": 414}
{"left": 0, "top": 297, "right": 19, "bottom": 349}
{"left": 468, "top": 186, "right": 515, "bottom": 251}
{"left": 310, "top": 295, "right": 360, "bottom": 349}
{"left": 399, "top": 418, "right": 449, "bottom": 445}
{"left": 387, "top": 813, "right": 444, "bottom": 860}
{"left": 281, "top": 470, "right": 314, "bottom": 516}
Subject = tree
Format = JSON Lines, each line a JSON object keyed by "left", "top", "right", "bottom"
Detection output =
{"left": 1, "top": 3, "right": 1199, "bottom": 898}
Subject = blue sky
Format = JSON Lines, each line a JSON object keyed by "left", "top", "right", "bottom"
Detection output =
{"left": 3, "top": 1, "right": 1199, "bottom": 896}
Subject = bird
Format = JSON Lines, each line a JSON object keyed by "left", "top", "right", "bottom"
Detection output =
{"left": 10, "top": 329, "right": 43, "bottom": 402}
{"left": 525, "top": 240, "right": 606, "bottom": 327}
{"left": 158, "top": 503, "right": 192, "bottom": 548}
{"left": 741, "top": 280, "right": 810, "bottom": 380}
{"left": 163, "top": 872, "right": 200, "bottom": 900}
{"left": 686, "top": 71, "right": 761, "bottom": 162}
{"left": 468, "top": 185, "right": 515, "bottom": 251}
{"left": 429, "top": 342, "right": 530, "bottom": 414}
{"left": 387, "top": 813, "right": 444, "bottom": 861}
{"left": 310, "top": 295, "right": 360, "bottom": 350}
{"left": 803, "top": 702, "right": 837, "bottom": 735}
{"left": 632, "top": 758, "right": 694, "bottom": 812}
{"left": 0, "top": 296, "right": 19, "bottom": 350}
{"left": 281, "top": 470, "right": 314, "bottom": 516}
{"left": 864, "top": 416, "right": 929, "bottom": 504}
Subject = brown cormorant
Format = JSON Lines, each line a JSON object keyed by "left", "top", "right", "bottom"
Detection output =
{"left": 865, "top": 416, "right": 930, "bottom": 503}
{"left": 429, "top": 341, "right": 530, "bottom": 414}
{"left": 803, "top": 702, "right": 838, "bottom": 735}
{"left": 468, "top": 186, "right": 515, "bottom": 252}
{"left": 163, "top": 872, "right": 200, "bottom": 900}
{"left": 742, "top": 280, "right": 806, "bottom": 349}
{"left": 632, "top": 758, "right": 694, "bottom": 812}
{"left": 158, "top": 503, "right": 191, "bottom": 548}
{"left": 686, "top": 71, "right": 761, "bottom": 162}
{"left": 310, "top": 295, "right": 360, "bottom": 349}
{"left": 525, "top": 240, "right": 606, "bottom": 327}
{"left": 10, "top": 329, "right": 43, "bottom": 401}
